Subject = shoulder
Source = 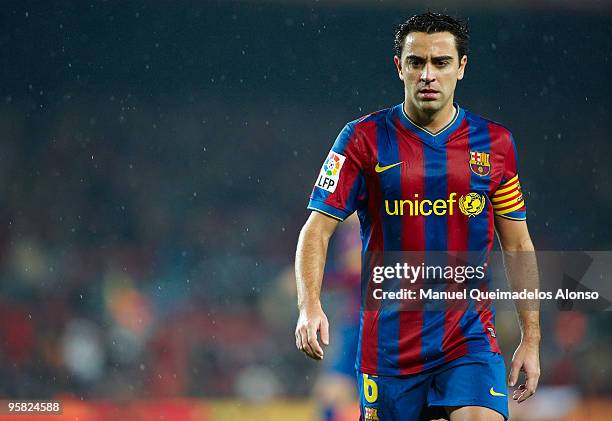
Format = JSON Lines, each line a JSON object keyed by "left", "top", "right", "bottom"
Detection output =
{"left": 464, "top": 109, "right": 513, "bottom": 137}
{"left": 334, "top": 107, "right": 393, "bottom": 154}
{"left": 345, "top": 107, "right": 394, "bottom": 132}
{"left": 463, "top": 108, "right": 515, "bottom": 150}
{"left": 463, "top": 109, "right": 512, "bottom": 134}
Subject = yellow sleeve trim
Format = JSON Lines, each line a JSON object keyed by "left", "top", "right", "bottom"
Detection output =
{"left": 307, "top": 207, "right": 345, "bottom": 222}
{"left": 495, "top": 213, "right": 526, "bottom": 221}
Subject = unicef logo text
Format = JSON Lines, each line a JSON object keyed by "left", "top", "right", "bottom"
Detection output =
{"left": 384, "top": 192, "right": 486, "bottom": 217}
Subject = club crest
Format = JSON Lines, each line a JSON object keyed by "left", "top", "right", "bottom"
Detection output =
{"left": 469, "top": 150, "right": 491, "bottom": 176}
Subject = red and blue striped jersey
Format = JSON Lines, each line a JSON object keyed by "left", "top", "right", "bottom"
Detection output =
{"left": 307, "top": 103, "right": 526, "bottom": 375}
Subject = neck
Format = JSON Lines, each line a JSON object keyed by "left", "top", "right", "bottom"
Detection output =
{"left": 404, "top": 100, "right": 456, "bottom": 133}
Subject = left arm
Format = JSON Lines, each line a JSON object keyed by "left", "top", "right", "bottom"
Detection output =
{"left": 495, "top": 216, "right": 540, "bottom": 403}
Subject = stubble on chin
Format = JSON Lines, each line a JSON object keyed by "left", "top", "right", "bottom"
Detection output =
{"left": 415, "top": 98, "right": 441, "bottom": 114}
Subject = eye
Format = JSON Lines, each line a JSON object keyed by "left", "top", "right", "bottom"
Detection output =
{"left": 435, "top": 60, "right": 450, "bottom": 67}
{"left": 407, "top": 59, "right": 424, "bottom": 67}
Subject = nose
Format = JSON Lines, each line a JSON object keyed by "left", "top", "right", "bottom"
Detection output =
{"left": 420, "top": 62, "right": 435, "bottom": 84}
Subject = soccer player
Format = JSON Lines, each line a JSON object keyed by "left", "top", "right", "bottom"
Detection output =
{"left": 294, "top": 12, "right": 540, "bottom": 421}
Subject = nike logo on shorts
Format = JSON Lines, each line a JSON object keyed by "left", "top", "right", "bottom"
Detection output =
{"left": 489, "top": 387, "right": 506, "bottom": 397}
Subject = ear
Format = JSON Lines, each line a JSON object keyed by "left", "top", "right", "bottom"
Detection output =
{"left": 457, "top": 55, "right": 468, "bottom": 80}
{"left": 393, "top": 56, "right": 404, "bottom": 80}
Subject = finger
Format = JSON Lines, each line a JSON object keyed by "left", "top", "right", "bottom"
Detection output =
{"left": 300, "top": 326, "right": 321, "bottom": 359}
{"left": 297, "top": 326, "right": 307, "bottom": 350}
{"left": 297, "top": 327, "right": 311, "bottom": 354}
{"left": 517, "top": 373, "right": 539, "bottom": 403}
{"left": 517, "top": 387, "right": 534, "bottom": 403}
{"left": 305, "top": 342, "right": 319, "bottom": 359}
{"left": 304, "top": 342, "right": 320, "bottom": 360}
{"left": 307, "top": 325, "right": 324, "bottom": 359}
{"left": 512, "top": 384, "right": 526, "bottom": 400}
{"left": 295, "top": 330, "right": 302, "bottom": 350}
{"left": 307, "top": 329, "right": 323, "bottom": 358}
{"left": 525, "top": 370, "right": 540, "bottom": 395}
{"left": 508, "top": 361, "right": 521, "bottom": 387}
{"left": 512, "top": 384, "right": 532, "bottom": 403}
{"left": 320, "top": 317, "right": 330, "bottom": 346}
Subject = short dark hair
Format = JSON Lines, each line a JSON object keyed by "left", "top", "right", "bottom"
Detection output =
{"left": 394, "top": 12, "right": 469, "bottom": 60}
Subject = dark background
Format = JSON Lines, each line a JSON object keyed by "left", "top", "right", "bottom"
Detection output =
{"left": 0, "top": 0, "right": 609, "bottom": 414}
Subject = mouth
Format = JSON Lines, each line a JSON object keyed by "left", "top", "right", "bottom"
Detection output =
{"left": 418, "top": 89, "right": 439, "bottom": 100}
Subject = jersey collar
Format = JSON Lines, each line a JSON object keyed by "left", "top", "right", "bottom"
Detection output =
{"left": 397, "top": 102, "right": 465, "bottom": 144}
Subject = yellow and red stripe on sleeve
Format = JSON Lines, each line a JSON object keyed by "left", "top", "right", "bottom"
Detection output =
{"left": 491, "top": 174, "right": 526, "bottom": 220}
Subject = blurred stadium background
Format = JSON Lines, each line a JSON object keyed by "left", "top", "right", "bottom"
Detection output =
{"left": 0, "top": 1, "right": 610, "bottom": 420}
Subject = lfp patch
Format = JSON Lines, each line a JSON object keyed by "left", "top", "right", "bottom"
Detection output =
{"left": 316, "top": 152, "right": 346, "bottom": 193}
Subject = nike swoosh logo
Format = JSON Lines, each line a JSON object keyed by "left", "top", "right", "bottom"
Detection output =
{"left": 375, "top": 162, "right": 403, "bottom": 173}
{"left": 489, "top": 387, "right": 506, "bottom": 397}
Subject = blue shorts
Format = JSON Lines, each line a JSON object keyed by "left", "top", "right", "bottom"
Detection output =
{"left": 357, "top": 351, "right": 509, "bottom": 420}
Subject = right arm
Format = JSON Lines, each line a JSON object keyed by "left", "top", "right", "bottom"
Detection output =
{"left": 295, "top": 212, "right": 340, "bottom": 360}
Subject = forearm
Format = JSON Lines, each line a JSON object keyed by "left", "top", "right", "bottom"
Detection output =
{"left": 295, "top": 222, "right": 332, "bottom": 310}
{"left": 502, "top": 237, "right": 541, "bottom": 342}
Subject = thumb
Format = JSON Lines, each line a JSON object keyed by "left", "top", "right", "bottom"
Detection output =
{"left": 320, "top": 317, "right": 330, "bottom": 346}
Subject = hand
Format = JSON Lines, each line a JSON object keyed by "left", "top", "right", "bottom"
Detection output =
{"left": 508, "top": 339, "right": 540, "bottom": 403}
{"left": 295, "top": 303, "right": 329, "bottom": 360}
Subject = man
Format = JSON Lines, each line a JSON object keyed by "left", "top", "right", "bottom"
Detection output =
{"left": 295, "top": 12, "right": 540, "bottom": 421}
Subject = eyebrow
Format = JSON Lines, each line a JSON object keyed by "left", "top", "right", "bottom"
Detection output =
{"left": 405, "top": 55, "right": 454, "bottom": 61}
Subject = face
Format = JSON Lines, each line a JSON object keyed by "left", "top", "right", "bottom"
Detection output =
{"left": 394, "top": 31, "right": 467, "bottom": 114}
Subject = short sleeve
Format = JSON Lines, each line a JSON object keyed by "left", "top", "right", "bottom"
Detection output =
{"left": 307, "top": 124, "right": 365, "bottom": 221}
{"left": 491, "top": 134, "right": 526, "bottom": 220}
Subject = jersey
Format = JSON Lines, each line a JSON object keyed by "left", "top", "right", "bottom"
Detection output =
{"left": 307, "top": 103, "right": 526, "bottom": 376}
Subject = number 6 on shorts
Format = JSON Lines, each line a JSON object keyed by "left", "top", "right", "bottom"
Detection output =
{"left": 363, "top": 374, "right": 378, "bottom": 403}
